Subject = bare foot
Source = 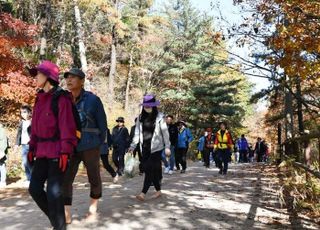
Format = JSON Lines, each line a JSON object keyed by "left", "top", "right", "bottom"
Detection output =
{"left": 151, "top": 191, "right": 162, "bottom": 199}
{"left": 136, "top": 193, "right": 145, "bottom": 201}
{"left": 85, "top": 212, "right": 98, "bottom": 223}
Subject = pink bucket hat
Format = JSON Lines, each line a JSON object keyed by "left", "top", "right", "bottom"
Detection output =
{"left": 28, "top": 60, "right": 60, "bottom": 83}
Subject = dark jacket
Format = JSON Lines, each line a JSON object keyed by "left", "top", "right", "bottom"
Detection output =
{"left": 112, "top": 126, "right": 130, "bottom": 149}
{"left": 76, "top": 90, "right": 107, "bottom": 152}
{"left": 129, "top": 125, "right": 136, "bottom": 144}
{"left": 15, "top": 120, "right": 31, "bottom": 146}
{"left": 168, "top": 123, "right": 178, "bottom": 147}
{"left": 254, "top": 141, "right": 267, "bottom": 154}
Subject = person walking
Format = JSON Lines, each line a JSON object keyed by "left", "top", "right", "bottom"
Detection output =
{"left": 0, "top": 123, "right": 8, "bottom": 189}
{"left": 112, "top": 117, "right": 130, "bottom": 176}
{"left": 214, "top": 122, "right": 233, "bottom": 175}
{"left": 176, "top": 121, "right": 193, "bottom": 173}
{"left": 100, "top": 128, "right": 119, "bottom": 183}
{"left": 129, "top": 94, "right": 171, "bottom": 201}
{"left": 27, "top": 61, "right": 78, "bottom": 230}
{"left": 129, "top": 118, "right": 143, "bottom": 174}
{"left": 162, "top": 115, "right": 178, "bottom": 175}
{"left": 237, "top": 134, "right": 249, "bottom": 163}
{"left": 254, "top": 137, "right": 267, "bottom": 163}
{"left": 203, "top": 128, "right": 215, "bottom": 168}
{"left": 15, "top": 105, "right": 32, "bottom": 185}
{"left": 62, "top": 68, "right": 107, "bottom": 223}
{"left": 197, "top": 131, "right": 206, "bottom": 163}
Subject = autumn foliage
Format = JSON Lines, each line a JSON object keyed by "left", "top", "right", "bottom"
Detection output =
{"left": 0, "top": 13, "right": 37, "bottom": 124}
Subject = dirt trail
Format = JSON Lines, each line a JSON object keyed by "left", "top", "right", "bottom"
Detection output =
{"left": 0, "top": 162, "right": 319, "bottom": 230}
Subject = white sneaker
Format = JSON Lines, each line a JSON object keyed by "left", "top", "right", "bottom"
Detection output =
{"left": 164, "top": 167, "right": 170, "bottom": 174}
{"left": 168, "top": 170, "right": 173, "bottom": 175}
{"left": 113, "top": 174, "right": 119, "bottom": 184}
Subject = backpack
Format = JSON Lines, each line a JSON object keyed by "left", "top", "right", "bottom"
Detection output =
{"left": 51, "top": 87, "right": 82, "bottom": 140}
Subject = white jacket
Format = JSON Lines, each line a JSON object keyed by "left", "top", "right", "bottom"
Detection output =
{"left": 130, "top": 113, "right": 171, "bottom": 153}
{"left": 0, "top": 124, "right": 8, "bottom": 156}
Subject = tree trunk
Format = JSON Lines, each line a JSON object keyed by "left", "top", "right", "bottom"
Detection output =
{"left": 108, "top": 0, "right": 119, "bottom": 105}
{"left": 108, "top": 25, "right": 117, "bottom": 104}
{"left": 56, "top": 1, "right": 66, "bottom": 66}
{"left": 296, "top": 78, "right": 304, "bottom": 134}
{"left": 40, "top": 0, "right": 52, "bottom": 60}
{"left": 125, "top": 49, "right": 133, "bottom": 112}
{"left": 74, "top": 0, "right": 90, "bottom": 89}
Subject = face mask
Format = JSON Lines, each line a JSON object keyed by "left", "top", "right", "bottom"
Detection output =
{"left": 144, "top": 107, "right": 152, "bottom": 113}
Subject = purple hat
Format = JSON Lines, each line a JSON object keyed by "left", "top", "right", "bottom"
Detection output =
{"left": 141, "top": 94, "right": 160, "bottom": 107}
{"left": 28, "top": 60, "right": 60, "bottom": 83}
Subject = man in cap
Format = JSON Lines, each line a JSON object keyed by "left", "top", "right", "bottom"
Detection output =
{"left": 112, "top": 117, "right": 130, "bottom": 176}
{"left": 62, "top": 67, "right": 107, "bottom": 223}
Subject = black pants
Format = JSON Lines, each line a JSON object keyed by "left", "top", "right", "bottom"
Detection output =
{"left": 100, "top": 154, "right": 117, "bottom": 178}
{"left": 142, "top": 150, "right": 162, "bottom": 194}
{"left": 133, "top": 146, "right": 143, "bottom": 173}
{"left": 112, "top": 146, "right": 126, "bottom": 175}
{"left": 29, "top": 158, "right": 66, "bottom": 230}
{"left": 239, "top": 150, "right": 248, "bottom": 163}
{"left": 216, "top": 149, "right": 230, "bottom": 174}
{"left": 176, "top": 148, "right": 188, "bottom": 170}
{"left": 63, "top": 148, "right": 102, "bottom": 205}
{"left": 203, "top": 148, "right": 214, "bottom": 168}
{"left": 257, "top": 152, "right": 264, "bottom": 162}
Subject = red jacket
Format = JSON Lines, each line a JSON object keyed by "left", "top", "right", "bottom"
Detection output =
{"left": 29, "top": 90, "right": 77, "bottom": 159}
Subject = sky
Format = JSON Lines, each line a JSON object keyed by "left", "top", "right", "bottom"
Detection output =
{"left": 154, "top": 0, "right": 271, "bottom": 96}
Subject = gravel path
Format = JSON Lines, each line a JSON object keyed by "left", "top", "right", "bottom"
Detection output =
{"left": 0, "top": 162, "right": 319, "bottom": 230}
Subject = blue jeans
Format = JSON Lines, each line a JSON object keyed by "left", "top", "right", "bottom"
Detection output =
{"left": 162, "top": 145, "right": 175, "bottom": 170}
{"left": 0, "top": 163, "right": 6, "bottom": 184}
{"left": 22, "top": 144, "right": 32, "bottom": 181}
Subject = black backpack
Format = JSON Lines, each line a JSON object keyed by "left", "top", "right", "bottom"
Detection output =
{"left": 51, "top": 87, "right": 82, "bottom": 141}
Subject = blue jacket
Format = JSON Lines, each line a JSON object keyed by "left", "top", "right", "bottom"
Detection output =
{"left": 237, "top": 138, "right": 249, "bottom": 151}
{"left": 197, "top": 136, "right": 205, "bottom": 151}
{"left": 76, "top": 90, "right": 107, "bottom": 152}
{"left": 177, "top": 127, "right": 193, "bottom": 148}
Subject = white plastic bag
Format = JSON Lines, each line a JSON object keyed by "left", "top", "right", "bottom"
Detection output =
{"left": 124, "top": 153, "right": 140, "bottom": 178}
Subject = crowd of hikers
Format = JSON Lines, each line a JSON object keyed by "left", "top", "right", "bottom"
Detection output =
{"left": 0, "top": 60, "right": 269, "bottom": 229}
{"left": 197, "top": 131, "right": 270, "bottom": 170}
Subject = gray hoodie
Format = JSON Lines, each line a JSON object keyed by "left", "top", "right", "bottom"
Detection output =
{"left": 130, "top": 112, "right": 171, "bottom": 153}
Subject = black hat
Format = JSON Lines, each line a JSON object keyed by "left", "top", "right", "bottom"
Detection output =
{"left": 177, "top": 120, "right": 187, "bottom": 127}
{"left": 64, "top": 68, "right": 85, "bottom": 79}
{"left": 116, "top": 117, "right": 125, "bottom": 123}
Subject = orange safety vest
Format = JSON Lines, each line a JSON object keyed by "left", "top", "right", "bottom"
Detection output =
{"left": 214, "top": 129, "right": 233, "bottom": 150}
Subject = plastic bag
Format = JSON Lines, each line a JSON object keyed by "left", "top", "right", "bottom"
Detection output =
{"left": 124, "top": 153, "right": 140, "bottom": 178}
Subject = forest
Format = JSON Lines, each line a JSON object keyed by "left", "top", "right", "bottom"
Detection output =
{"left": 0, "top": 0, "right": 320, "bottom": 224}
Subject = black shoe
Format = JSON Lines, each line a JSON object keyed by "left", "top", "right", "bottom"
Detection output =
{"left": 219, "top": 169, "right": 222, "bottom": 174}
{"left": 180, "top": 170, "right": 186, "bottom": 173}
{"left": 223, "top": 171, "right": 227, "bottom": 175}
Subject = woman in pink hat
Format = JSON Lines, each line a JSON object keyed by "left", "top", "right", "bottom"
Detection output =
{"left": 129, "top": 94, "right": 171, "bottom": 201}
{"left": 27, "top": 60, "right": 78, "bottom": 230}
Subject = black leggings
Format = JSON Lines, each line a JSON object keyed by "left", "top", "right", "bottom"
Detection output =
{"left": 100, "top": 154, "right": 117, "bottom": 178}
{"left": 142, "top": 150, "right": 162, "bottom": 194}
